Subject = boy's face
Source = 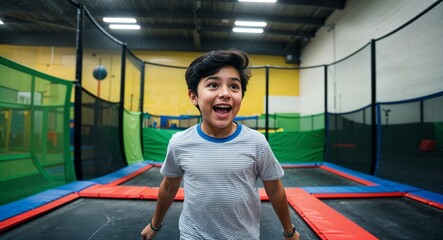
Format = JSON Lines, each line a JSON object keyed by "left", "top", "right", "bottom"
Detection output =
{"left": 189, "top": 65, "right": 243, "bottom": 136}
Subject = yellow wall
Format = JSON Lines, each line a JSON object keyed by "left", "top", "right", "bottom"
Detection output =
{"left": 134, "top": 50, "right": 300, "bottom": 116}
{"left": 1, "top": 45, "right": 299, "bottom": 116}
{"left": 0, "top": 44, "right": 76, "bottom": 80}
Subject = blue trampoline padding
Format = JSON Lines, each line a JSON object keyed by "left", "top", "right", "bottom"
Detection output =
{"left": 375, "top": 178, "right": 421, "bottom": 192}
{"left": 410, "top": 190, "right": 443, "bottom": 205}
{"left": 0, "top": 181, "right": 96, "bottom": 221}
{"left": 321, "top": 162, "right": 382, "bottom": 184}
{"left": 303, "top": 185, "right": 398, "bottom": 194}
{"left": 322, "top": 162, "right": 424, "bottom": 193}
{"left": 91, "top": 162, "right": 149, "bottom": 184}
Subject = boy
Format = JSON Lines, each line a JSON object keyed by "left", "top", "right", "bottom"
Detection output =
{"left": 141, "top": 50, "right": 300, "bottom": 240}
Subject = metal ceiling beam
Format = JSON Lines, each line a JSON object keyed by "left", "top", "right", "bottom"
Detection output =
{"left": 201, "top": 0, "right": 346, "bottom": 9}
{"left": 197, "top": 11, "right": 324, "bottom": 26}
{"left": 0, "top": 32, "right": 300, "bottom": 57}
{"left": 121, "top": 23, "right": 315, "bottom": 38}
{"left": 192, "top": 0, "right": 202, "bottom": 49}
{"left": 92, "top": 10, "right": 325, "bottom": 26}
{"left": 201, "top": 26, "right": 315, "bottom": 38}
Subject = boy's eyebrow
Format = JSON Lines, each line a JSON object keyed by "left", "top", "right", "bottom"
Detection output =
{"left": 205, "top": 76, "right": 241, "bottom": 82}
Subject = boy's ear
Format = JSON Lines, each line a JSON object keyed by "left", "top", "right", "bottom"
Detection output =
{"left": 188, "top": 89, "right": 198, "bottom": 106}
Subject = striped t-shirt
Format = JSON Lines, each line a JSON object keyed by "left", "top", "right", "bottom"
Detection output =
{"left": 160, "top": 123, "right": 284, "bottom": 240}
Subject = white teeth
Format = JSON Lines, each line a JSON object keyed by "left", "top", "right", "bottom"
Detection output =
{"left": 215, "top": 105, "right": 231, "bottom": 108}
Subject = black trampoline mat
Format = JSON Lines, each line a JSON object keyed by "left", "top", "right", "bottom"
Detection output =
{"left": 121, "top": 166, "right": 363, "bottom": 188}
{"left": 0, "top": 198, "right": 319, "bottom": 240}
{"left": 120, "top": 166, "right": 167, "bottom": 187}
{"left": 322, "top": 197, "right": 443, "bottom": 240}
{"left": 259, "top": 167, "right": 363, "bottom": 187}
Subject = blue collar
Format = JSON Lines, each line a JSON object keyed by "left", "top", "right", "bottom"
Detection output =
{"left": 197, "top": 122, "right": 242, "bottom": 143}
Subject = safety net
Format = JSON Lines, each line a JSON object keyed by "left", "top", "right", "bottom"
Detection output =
{"left": 74, "top": 9, "right": 126, "bottom": 180}
{"left": 0, "top": 56, "right": 75, "bottom": 205}
{"left": 376, "top": 94, "right": 443, "bottom": 194}
{"left": 122, "top": 49, "right": 145, "bottom": 165}
{"left": 325, "top": 44, "right": 373, "bottom": 174}
{"left": 324, "top": 2, "right": 443, "bottom": 195}
{"left": 327, "top": 106, "right": 372, "bottom": 174}
{"left": 374, "top": 1, "right": 443, "bottom": 194}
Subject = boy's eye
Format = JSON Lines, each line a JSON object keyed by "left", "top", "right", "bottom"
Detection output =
{"left": 231, "top": 83, "right": 240, "bottom": 90}
{"left": 208, "top": 83, "right": 218, "bottom": 89}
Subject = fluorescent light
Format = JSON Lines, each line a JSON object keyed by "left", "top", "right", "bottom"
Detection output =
{"left": 109, "top": 24, "right": 141, "bottom": 30}
{"left": 103, "top": 17, "right": 137, "bottom": 23}
{"left": 238, "top": 0, "right": 277, "bottom": 3}
{"left": 235, "top": 21, "right": 267, "bottom": 27}
{"left": 0, "top": 20, "right": 4, "bottom": 25}
{"left": 233, "top": 27, "right": 264, "bottom": 33}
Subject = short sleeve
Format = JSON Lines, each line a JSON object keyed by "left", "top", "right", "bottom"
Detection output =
{"left": 255, "top": 134, "right": 284, "bottom": 181}
{"left": 160, "top": 135, "right": 183, "bottom": 177}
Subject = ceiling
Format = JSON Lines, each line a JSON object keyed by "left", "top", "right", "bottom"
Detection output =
{"left": 0, "top": 0, "right": 346, "bottom": 63}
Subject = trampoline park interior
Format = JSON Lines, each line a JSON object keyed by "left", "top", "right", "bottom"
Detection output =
{"left": 0, "top": 0, "right": 442, "bottom": 239}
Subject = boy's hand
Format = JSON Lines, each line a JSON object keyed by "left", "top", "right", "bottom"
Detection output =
{"left": 140, "top": 223, "right": 158, "bottom": 240}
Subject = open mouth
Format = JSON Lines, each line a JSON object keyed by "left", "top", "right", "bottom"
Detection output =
{"left": 213, "top": 104, "right": 232, "bottom": 114}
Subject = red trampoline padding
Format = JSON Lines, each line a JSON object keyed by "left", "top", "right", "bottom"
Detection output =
{"left": 405, "top": 193, "right": 443, "bottom": 210}
{"left": 79, "top": 185, "right": 148, "bottom": 198}
{"left": 139, "top": 187, "right": 185, "bottom": 200}
{"left": 313, "top": 192, "right": 402, "bottom": 199}
{"left": 0, "top": 193, "right": 79, "bottom": 232}
{"left": 286, "top": 188, "right": 378, "bottom": 240}
{"left": 80, "top": 184, "right": 186, "bottom": 201}
{"left": 259, "top": 188, "right": 268, "bottom": 200}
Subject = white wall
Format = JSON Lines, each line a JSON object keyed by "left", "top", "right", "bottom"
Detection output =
{"left": 299, "top": 0, "right": 440, "bottom": 115}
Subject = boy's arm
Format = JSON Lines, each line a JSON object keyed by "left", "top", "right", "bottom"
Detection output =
{"left": 263, "top": 179, "right": 300, "bottom": 240}
{"left": 141, "top": 176, "right": 182, "bottom": 240}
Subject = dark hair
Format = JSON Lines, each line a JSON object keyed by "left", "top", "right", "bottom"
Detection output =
{"left": 185, "top": 49, "right": 251, "bottom": 97}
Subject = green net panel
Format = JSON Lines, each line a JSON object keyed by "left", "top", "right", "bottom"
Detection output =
{"left": 123, "top": 110, "right": 144, "bottom": 165}
{"left": 122, "top": 50, "right": 145, "bottom": 165}
{"left": 141, "top": 112, "right": 324, "bottom": 163}
{"left": 260, "top": 113, "right": 324, "bottom": 132}
{"left": 0, "top": 56, "right": 75, "bottom": 205}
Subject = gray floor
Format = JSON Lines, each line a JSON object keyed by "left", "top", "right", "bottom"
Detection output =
{"left": 0, "top": 198, "right": 319, "bottom": 240}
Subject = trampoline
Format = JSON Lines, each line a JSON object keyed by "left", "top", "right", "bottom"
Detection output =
{"left": 322, "top": 197, "right": 443, "bottom": 239}
{"left": 1, "top": 162, "right": 442, "bottom": 240}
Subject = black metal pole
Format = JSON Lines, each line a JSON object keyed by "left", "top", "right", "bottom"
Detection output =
{"left": 370, "top": 40, "right": 377, "bottom": 175}
{"left": 74, "top": 4, "right": 84, "bottom": 180}
{"left": 119, "top": 44, "right": 127, "bottom": 165}
{"left": 265, "top": 65, "right": 269, "bottom": 140}
{"left": 139, "top": 62, "right": 145, "bottom": 157}
{"left": 324, "top": 65, "right": 328, "bottom": 161}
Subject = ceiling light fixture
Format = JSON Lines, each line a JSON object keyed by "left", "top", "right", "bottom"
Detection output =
{"left": 109, "top": 24, "right": 141, "bottom": 30}
{"left": 235, "top": 21, "right": 267, "bottom": 27}
{"left": 0, "top": 20, "right": 4, "bottom": 25}
{"left": 103, "top": 17, "right": 137, "bottom": 23}
{"left": 238, "top": 0, "right": 277, "bottom": 3}
{"left": 233, "top": 27, "right": 264, "bottom": 33}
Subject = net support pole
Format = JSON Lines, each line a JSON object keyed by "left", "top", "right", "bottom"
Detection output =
{"left": 139, "top": 63, "right": 146, "bottom": 156}
{"left": 324, "top": 65, "right": 328, "bottom": 161}
{"left": 119, "top": 45, "right": 128, "bottom": 165}
{"left": 265, "top": 65, "right": 270, "bottom": 140}
{"left": 370, "top": 40, "right": 377, "bottom": 175}
{"left": 73, "top": 4, "right": 84, "bottom": 180}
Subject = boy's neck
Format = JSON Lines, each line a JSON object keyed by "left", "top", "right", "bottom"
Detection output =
{"left": 200, "top": 122, "right": 237, "bottom": 138}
